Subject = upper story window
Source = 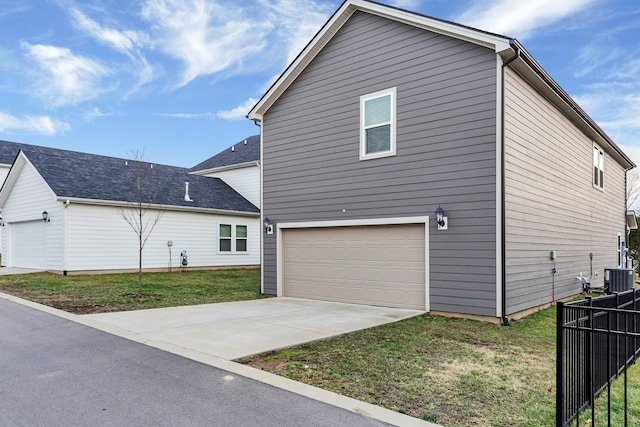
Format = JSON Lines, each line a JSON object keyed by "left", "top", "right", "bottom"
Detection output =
{"left": 360, "top": 87, "right": 396, "bottom": 160}
{"left": 593, "top": 144, "right": 604, "bottom": 190}
{"left": 219, "top": 224, "right": 248, "bottom": 253}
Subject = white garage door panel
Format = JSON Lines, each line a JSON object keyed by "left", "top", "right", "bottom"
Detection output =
{"left": 283, "top": 224, "right": 425, "bottom": 310}
{"left": 11, "top": 221, "right": 46, "bottom": 269}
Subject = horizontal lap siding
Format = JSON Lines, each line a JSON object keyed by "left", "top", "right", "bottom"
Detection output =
{"left": 201, "top": 166, "right": 260, "bottom": 208}
{"left": 66, "top": 204, "right": 260, "bottom": 271}
{"left": 1, "top": 161, "right": 63, "bottom": 270}
{"left": 504, "top": 68, "right": 626, "bottom": 314}
{"left": 262, "top": 11, "right": 498, "bottom": 317}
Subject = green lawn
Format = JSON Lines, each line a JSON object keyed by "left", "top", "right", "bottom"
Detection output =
{"left": 0, "top": 269, "right": 264, "bottom": 314}
{"left": 240, "top": 308, "right": 559, "bottom": 426}
{"left": 2, "top": 269, "right": 637, "bottom": 426}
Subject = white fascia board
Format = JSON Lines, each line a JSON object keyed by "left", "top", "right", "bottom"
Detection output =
{"left": 248, "top": 0, "right": 511, "bottom": 121}
{"left": 0, "top": 152, "right": 57, "bottom": 207}
{"left": 189, "top": 161, "right": 259, "bottom": 176}
{"left": 56, "top": 197, "right": 260, "bottom": 217}
{"left": 627, "top": 211, "right": 638, "bottom": 230}
{"left": 355, "top": 0, "right": 511, "bottom": 51}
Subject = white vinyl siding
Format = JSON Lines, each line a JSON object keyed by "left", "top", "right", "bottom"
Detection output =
{"left": 64, "top": 204, "right": 258, "bottom": 271}
{"left": 360, "top": 87, "right": 396, "bottom": 160}
{"left": 199, "top": 166, "right": 260, "bottom": 208}
{"left": 593, "top": 144, "right": 604, "bottom": 190}
{"left": 0, "top": 160, "right": 62, "bottom": 270}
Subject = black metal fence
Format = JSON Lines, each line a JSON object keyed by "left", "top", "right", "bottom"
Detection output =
{"left": 557, "top": 289, "right": 640, "bottom": 426}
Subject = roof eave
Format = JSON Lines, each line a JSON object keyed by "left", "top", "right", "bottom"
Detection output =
{"left": 56, "top": 197, "right": 260, "bottom": 217}
{"left": 190, "top": 161, "right": 260, "bottom": 176}
{"left": 247, "top": 0, "right": 511, "bottom": 121}
{"left": 507, "top": 40, "right": 635, "bottom": 170}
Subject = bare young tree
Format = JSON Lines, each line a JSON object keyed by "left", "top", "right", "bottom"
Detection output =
{"left": 628, "top": 169, "right": 640, "bottom": 211}
{"left": 118, "top": 149, "right": 163, "bottom": 293}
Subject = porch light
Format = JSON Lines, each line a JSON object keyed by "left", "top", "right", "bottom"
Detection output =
{"left": 42, "top": 211, "right": 50, "bottom": 223}
{"left": 264, "top": 217, "right": 273, "bottom": 235}
{"left": 0, "top": 216, "right": 4, "bottom": 227}
{"left": 435, "top": 205, "right": 447, "bottom": 230}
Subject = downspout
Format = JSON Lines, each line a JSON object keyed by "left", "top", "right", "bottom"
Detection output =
{"left": 500, "top": 43, "right": 520, "bottom": 326}
{"left": 63, "top": 199, "right": 70, "bottom": 276}
{"left": 254, "top": 118, "right": 264, "bottom": 295}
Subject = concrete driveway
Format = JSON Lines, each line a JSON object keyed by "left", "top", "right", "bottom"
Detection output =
{"left": 1, "top": 293, "right": 437, "bottom": 426}
{"left": 83, "top": 298, "right": 424, "bottom": 360}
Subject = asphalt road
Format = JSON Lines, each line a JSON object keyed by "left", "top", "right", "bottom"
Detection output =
{"left": 0, "top": 298, "right": 389, "bottom": 427}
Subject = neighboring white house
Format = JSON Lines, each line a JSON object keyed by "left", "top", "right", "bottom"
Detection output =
{"left": 0, "top": 141, "right": 260, "bottom": 274}
{"left": 190, "top": 135, "right": 260, "bottom": 208}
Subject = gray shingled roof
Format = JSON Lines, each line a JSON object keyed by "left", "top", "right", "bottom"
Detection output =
{"left": 0, "top": 140, "right": 258, "bottom": 214}
{"left": 190, "top": 135, "right": 259, "bottom": 172}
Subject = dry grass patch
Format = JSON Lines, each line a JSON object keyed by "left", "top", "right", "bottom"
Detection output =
{"left": 239, "top": 309, "right": 557, "bottom": 426}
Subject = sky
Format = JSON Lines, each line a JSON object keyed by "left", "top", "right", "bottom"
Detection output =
{"left": 1, "top": 0, "right": 639, "bottom": 169}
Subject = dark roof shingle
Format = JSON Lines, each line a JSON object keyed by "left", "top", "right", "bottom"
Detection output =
{"left": 190, "top": 135, "right": 259, "bottom": 172}
{"left": 0, "top": 140, "right": 258, "bottom": 214}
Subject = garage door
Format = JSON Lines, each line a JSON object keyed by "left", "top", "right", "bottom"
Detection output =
{"left": 11, "top": 221, "right": 46, "bottom": 269}
{"left": 282, "top": 224, "right": 426, "bottom": 310}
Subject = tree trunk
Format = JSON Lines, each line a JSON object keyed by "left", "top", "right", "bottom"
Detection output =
{"left": 138, "top": 204, "right": 143, "bottom": 294}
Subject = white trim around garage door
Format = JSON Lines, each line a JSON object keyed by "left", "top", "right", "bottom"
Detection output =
{"left": 276, "top": 216, "right": 430, "bottom": 311}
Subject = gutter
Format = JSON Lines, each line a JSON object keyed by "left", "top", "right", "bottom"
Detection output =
{"left": 509, "top": 40, "right": 635, "bottom": 170}
{"left": 190, "top": 161, "right": 260, "bottom": 176}
{"left": 500, "top": 42, "right": 520, "bottom": 327}
{"left": 55, "top": 197, "right": 260, "bottom": 217}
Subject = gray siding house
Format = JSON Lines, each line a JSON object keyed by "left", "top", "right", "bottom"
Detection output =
{"left": 248, "top": 0, "right": 635, "bottom": 323}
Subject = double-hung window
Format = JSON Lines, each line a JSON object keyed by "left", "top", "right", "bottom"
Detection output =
{"left": 219, "top": 224, "right": 248, "bottom": 253}
{"left": 360, "top": 87, "right": 396, "bottom": 160}
{"left": 593, "top": 144, "right": 604, "bottom": 189}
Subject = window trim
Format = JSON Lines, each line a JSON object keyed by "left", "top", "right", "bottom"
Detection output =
{"left": 593, "top": 143, "right": 604, "bottom": 190}
{"left": 218, "top": 223, "right": 249, "bottom": 254}
{"left": 360, "top": 87, "right": 397, "bottom": 161}
{"left": 617, "top": 232, "right": 623, "bottom": 268}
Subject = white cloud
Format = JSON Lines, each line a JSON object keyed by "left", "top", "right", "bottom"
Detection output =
{"left": 67, "top": 6, "right": 154, "bottom": 92}
{"left": 84, "top": 107, "right": 122, "bottom": 121}
{"left": 141, "top": 0, "right": 273, "bottom": 88}
{"left": 259, "top": 0, "right": 333, "bottom": 64}
{"left": 0, "top": 112, "right": 71, "bottom": 135}
{"left": 21, "top": 41, "right": 111, "bottom": 106}
{"left": 456, "top": 0, "right": 597, "bottom": 38}
{"left": 388, "top": 0, "right": 424, "bottom": 9}
{"left": 574, "top": 87, "right": 640, "bottom": 165}
{"left": 69, "top": 7, "right": 148, "bottom": 53}
{"left": 0, "top": 1, "right": 30, "bottom": 17}
{"left": 217, "top": 98, "right": 259, "bottom": 120}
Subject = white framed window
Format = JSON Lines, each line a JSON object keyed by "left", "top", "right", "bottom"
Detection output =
{"left": 360, "top": 87, "right": 396, "bottom": 160}
{"left": 593, "top": 144, "right": 604, "bottom": 190}
{"left": 219, "top": 224, "right": 248, "bottom": 253}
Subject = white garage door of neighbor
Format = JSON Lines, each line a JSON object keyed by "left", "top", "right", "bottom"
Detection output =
{"left": 11, "top": 221, "right": 46, "bottom": 269}
{"left": 283, "top": 224, "right": 426, "bottom": 310}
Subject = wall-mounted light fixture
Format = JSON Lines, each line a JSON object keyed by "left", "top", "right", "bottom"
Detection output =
{"left": 0, "top": 216, "right": 4, "bottom": 227}
{"left": 42, "top": 211, "right": 50, "bottom": 223}
{"left": 264, "top": 217, "right": 273, "bottom": 235}
{"left": 435, "top": 205, "right": 447, "bottom": 230}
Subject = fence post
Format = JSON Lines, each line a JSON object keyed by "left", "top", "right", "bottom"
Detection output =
{"left": 556, "top": 301, "right": 564, "bottom": 427}
{"left": 584, "top": 295, "right": 593, "bottom": 413}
